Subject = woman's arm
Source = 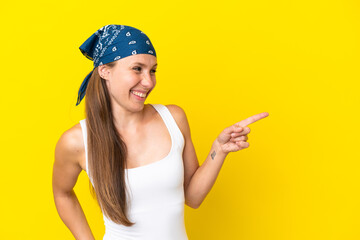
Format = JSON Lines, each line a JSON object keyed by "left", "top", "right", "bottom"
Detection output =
{"left": 168, "top": 104, "right": 268, "bottom": 209}
{"left": 52, "top": 127, "right": 95, "bottom": 240}
{"left": 183, "top": 137, "right": 228, "bottom": 209}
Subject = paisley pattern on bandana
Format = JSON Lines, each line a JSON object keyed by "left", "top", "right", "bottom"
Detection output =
{"left": 76, "top": 24, "right": 157, "bottom": 106}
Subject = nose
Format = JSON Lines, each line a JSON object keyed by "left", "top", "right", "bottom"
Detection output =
{"left": 140, "top": 73, "right": 155, "bottom": 88}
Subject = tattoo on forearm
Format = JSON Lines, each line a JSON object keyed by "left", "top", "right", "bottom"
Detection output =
{"left": 211, "top": 151, "right": 216, "bottom": 160}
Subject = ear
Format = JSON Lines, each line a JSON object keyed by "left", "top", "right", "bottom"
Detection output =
{"left": 97, "top": 65, "right": 110, "bottom": 80}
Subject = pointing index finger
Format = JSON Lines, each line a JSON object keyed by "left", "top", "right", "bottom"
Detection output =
{"left": 237, "top": 112, "right": 269, "bottom": 127}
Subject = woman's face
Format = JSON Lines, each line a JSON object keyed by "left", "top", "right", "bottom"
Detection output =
{"left": 100, "top": 54, "right": 157, "bottom": 111}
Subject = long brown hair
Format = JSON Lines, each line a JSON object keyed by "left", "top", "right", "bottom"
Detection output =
{"left": 84, "top": 62, "right": 135, "bottom": 226}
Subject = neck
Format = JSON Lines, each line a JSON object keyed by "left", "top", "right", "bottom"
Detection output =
{"left": 111, "top": 103, "right": 149, "bottom": 134}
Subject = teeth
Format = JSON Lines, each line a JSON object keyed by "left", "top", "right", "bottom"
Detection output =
{"left": 131, "top": 90, "right": 146, "bottom": 98}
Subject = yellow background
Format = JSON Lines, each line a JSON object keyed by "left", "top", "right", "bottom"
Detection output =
{"left": 1, "top": 0, "right": 359, "bottom": 239}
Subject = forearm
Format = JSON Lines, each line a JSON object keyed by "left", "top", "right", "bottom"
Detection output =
{"left": 54, "top": 190, "right": 95, "bottom": 240}
{"left": 185, "top": 140, "right": 228, "bottom": 208}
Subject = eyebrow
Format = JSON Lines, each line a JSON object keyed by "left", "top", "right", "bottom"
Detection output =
{"left": 132, "top": 62, "right": 157, "bottom": 67}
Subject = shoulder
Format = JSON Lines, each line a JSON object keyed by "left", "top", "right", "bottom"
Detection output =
{"left": 165, "top": 104, "right": 186, "bottom": 119}
{"left": 54, "top": 123, "right": 84, "bottom": 168}
{"left": 165, "top": 104, "right": 191, "bottom": 139}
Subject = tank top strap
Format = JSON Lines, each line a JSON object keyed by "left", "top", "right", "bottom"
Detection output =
{"left": 149, "top": 104, "right": 185, "bottom": 150}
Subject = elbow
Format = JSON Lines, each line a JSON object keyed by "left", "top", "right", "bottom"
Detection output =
{"left": 184, "top": 186, "right": 203, "bottom": 209}
{"left": 186, "top": 203, "right": 199, "bottom": 209}
{"left": 185, "top": 199, "right": 201, "bottom": 209}
{"left": 192, "top": 203, "right": 200, "bottom": 209}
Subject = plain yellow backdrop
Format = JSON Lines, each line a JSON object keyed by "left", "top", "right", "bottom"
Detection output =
{"left": 0, "top": 0, "right": 359, "bottom": 239}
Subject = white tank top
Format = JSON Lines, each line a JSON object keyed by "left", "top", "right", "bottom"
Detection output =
{"left": 79, "top": 104, "right": 189, "bottom": 240}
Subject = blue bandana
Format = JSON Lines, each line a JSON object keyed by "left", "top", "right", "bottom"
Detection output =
{"left": 76, "top": 24, "right": 157, "bottom": 106}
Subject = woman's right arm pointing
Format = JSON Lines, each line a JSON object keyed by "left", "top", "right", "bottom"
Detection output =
{"left": 52, "top": 126, "right": 95, "bottom": 240}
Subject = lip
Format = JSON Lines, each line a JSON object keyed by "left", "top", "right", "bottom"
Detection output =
{"left": 130, "top": 90, "right": 146, "bottom": 101}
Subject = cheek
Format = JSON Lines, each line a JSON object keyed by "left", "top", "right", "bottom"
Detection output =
{"left": 110, "top": 78, "right": 138, "bottom": 98}
{"left": 106, "top": 79, "right": 124, "bottom": 96}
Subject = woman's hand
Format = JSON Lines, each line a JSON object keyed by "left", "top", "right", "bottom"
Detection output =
{"left": 215, "top": 112, "right": 269, "bottom": 154}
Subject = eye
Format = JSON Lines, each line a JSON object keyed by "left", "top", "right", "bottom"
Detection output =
{"left": 133, "top": 67, "right": 157, "bottom": 73}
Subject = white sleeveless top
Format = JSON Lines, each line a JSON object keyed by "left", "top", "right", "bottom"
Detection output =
{"left": 79, "top": 104, "right": 189, "bottom": 240}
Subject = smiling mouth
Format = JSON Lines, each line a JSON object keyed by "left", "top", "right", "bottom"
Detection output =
{"left": 130, "top": 90, "right": 147, "bottom": 99}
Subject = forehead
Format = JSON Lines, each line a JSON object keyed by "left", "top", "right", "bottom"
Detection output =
{"left": 117, "top": 54, "right": 157, "bottom": 67}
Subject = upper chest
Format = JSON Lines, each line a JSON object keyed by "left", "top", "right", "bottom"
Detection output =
{"left": 78, "top": 106, "right": 173, "bottom": 171}
{"left": 121, "top": 114, "right": 172, "bottom": 169}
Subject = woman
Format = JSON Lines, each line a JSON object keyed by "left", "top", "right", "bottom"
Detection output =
{"left": 52, "top": 24, "right": 269, "bottom": 240}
